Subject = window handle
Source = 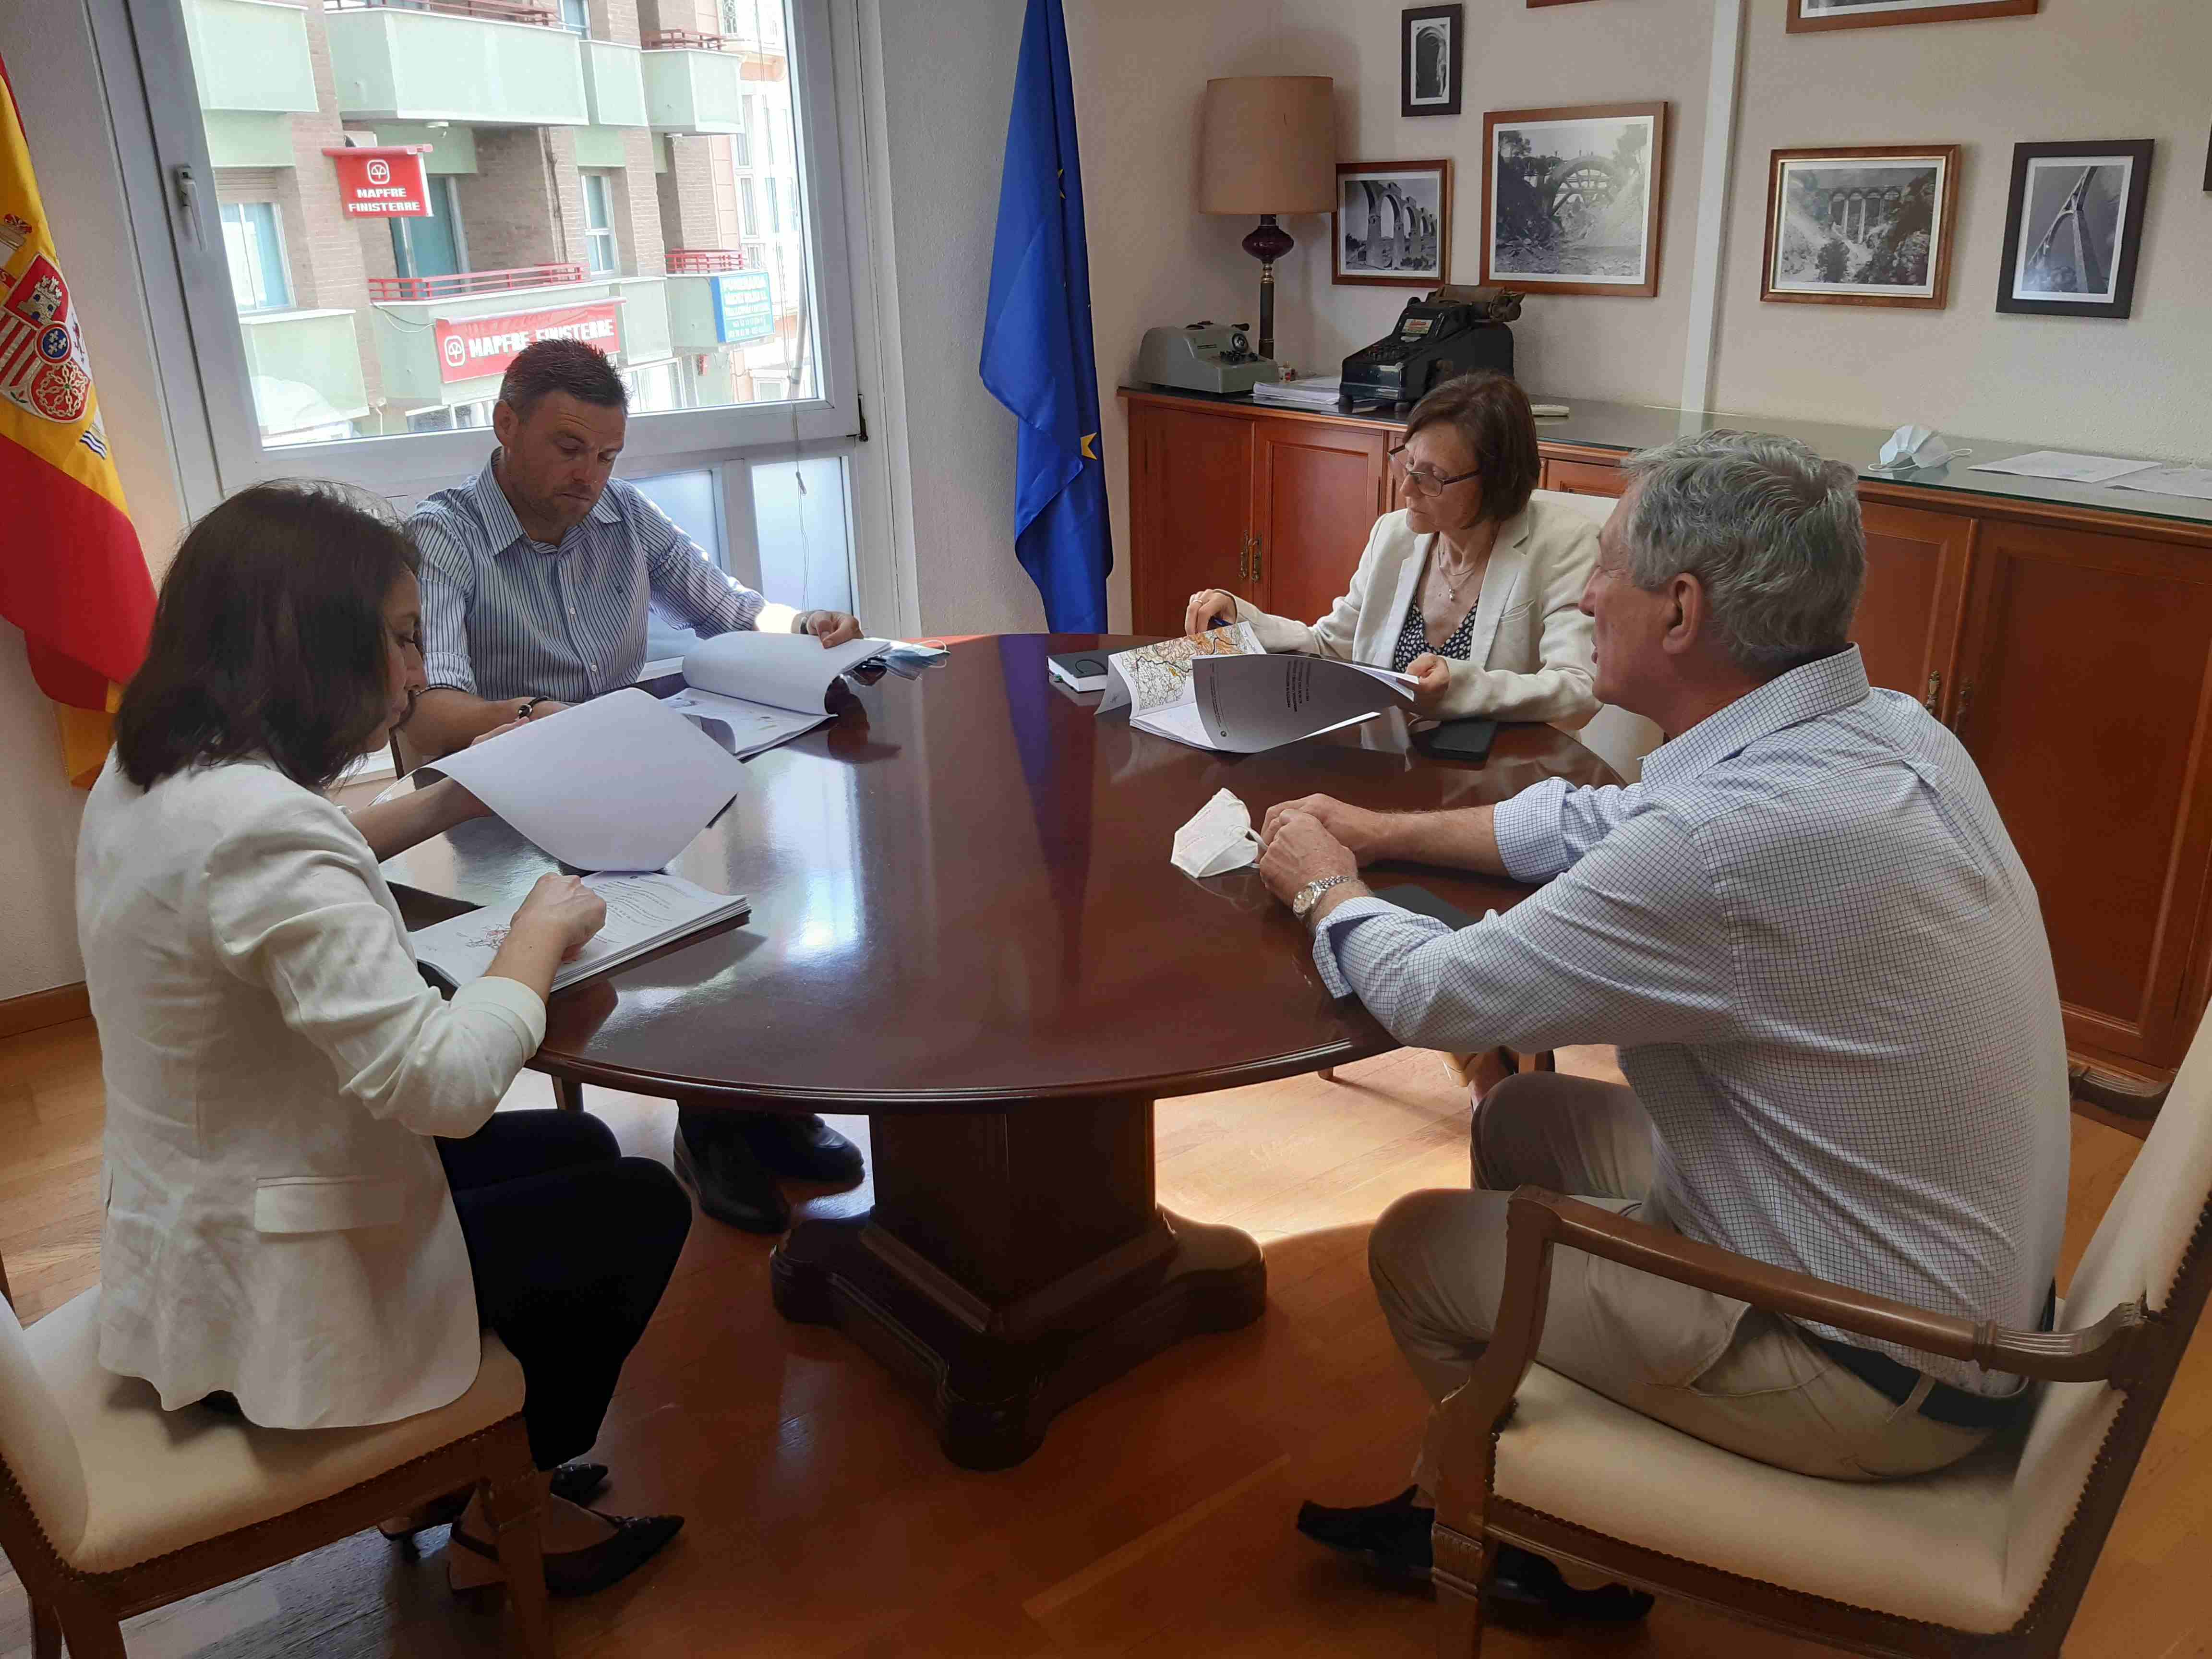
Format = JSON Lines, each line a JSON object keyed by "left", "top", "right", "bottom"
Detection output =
{"left": 172, "top": 163, "right": 202, "bottom": 247}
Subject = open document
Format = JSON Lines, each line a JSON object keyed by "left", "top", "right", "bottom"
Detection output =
{"left": 425, "top": 688, "right": 746, "bottom": 871}
{"left": 1097, "top": 626, "right": 1417, "bottom": 753}
{"left": 411, "top": 872, "right": 750, "bottom": 993}
{"left": 668, "top": 632, "right": 895, "bottom": 758}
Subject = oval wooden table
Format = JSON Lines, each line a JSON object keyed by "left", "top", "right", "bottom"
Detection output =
{"left": 383, "top": 634, "right": 1618, "bottom": 1468}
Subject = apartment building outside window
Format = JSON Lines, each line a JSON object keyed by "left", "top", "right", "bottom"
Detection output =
{"left": 121, "top": 0, "right": 852, "bottom": 493}
{"left": 218, "top": 201, "right": 290, "bottom": 313}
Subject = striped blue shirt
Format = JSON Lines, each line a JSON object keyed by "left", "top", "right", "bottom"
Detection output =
{"left": 1313, "top": 647, "right": 2069, "bottom": 1391}
{"left": 410, "top": 456, "right": 766, "bottom": 704}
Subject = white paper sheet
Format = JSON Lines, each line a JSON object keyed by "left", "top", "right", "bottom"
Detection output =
{"left": 427, "top": 688, "right": 746, "bottom": 871}
{"left": 410, "top": 872, "right": 748, "bottom": 991}
{"left": 682, "top": 631, "right": 892, "bottom": 713}
{"left": 2110, "top": 466, "right": 2212, "bottom": 502}
{"left": 1968, "top": 450, "right": 2161, "bottom": 484}
{"left": 661, "top": 686, "right": 832, "bottom": 759}
{"left": 1095, "top": 624, "right": 1265, "bottom": 715}
{"left": 1176, "top": 653, "right": 1415, "bottom": 753}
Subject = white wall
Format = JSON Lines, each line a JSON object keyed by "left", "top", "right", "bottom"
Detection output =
{"left": 0, "top": 1, "right": 186, "bottom": 1000}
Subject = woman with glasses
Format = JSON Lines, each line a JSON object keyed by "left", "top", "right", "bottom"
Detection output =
{"left": 1183, "top": 372, "right": 1598, "bottom": 724}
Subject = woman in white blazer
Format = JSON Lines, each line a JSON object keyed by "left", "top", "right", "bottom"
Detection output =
{"left": 1184, "top": 372, "right": 1599, "bottom": 726}
{"left": 79, "top": 482, "right": 689, "bottom": 1598}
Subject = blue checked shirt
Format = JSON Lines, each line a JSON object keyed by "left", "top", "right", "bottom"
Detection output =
{"left": 1315, "top": 647, "right": 2070, "bottom": 1391}
{"left": 411, "top": 457, "right": 767, "bottom": 705}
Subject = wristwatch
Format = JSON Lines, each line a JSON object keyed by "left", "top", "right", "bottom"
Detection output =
{"left": 1291, "top": 874, "right": 1354, "bottom": 922}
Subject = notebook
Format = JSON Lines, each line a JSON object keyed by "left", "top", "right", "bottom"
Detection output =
{"left": 411, "top": 872, "right": 750, "bottom": 994}
{"left": 1047, "top": 649, "right": 1113, "bottom": 691}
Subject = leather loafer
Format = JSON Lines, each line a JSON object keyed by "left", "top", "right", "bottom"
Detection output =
{"left": 451, "top": 1511, "right": 685, "bottom": 1598}
{"left": 736, "top": 1111, "right": 864, "bottom": 1186}
{"left": 1295, "top": 1485, "right": 1434, "bottom": 1582}
{"left": 673, "top": 1121, "right": 790, "bottom": 1234}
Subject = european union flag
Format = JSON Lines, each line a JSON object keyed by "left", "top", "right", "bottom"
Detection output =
{"left": 980, "top": 0, "right": 1110, "bottom": 632}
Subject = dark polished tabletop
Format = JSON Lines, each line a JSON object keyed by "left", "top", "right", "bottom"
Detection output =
{"left": 383, "top": 634, "right": 1617, "bottom": 1112}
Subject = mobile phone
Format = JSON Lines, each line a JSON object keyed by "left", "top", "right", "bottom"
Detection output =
{"left": 1415, "top": 717, "right": 1498, "bottom": 765}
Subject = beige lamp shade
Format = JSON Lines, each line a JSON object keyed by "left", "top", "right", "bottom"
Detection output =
{"left": 1199, "top": 76, "right": 1335, "bottom": 216}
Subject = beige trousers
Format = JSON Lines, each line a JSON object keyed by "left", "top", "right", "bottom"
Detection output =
{"left": 1370, "top": 1072, "right": 1996, "bottom": 1493}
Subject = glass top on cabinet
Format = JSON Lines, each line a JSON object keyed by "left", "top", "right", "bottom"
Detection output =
{"left": 1121, "top": 384, "right": 2212, "bottom": 531}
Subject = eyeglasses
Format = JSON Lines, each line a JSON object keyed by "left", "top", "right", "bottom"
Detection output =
{"left": 1387, "top": 444, "right": 1481, "bottom": 495}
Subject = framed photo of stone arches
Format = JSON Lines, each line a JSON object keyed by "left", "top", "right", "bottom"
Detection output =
{"left": 1787, "top": 0, "right": 2037, "bottom": 31}
{"left": 1480, "top": 102, "right": 1667, "bottom": 298}
{"left": 1760, "top": 145, "right": 1962, "bottom": 309}
{"left": 1333, "top": 160, "right": 1452, "bottom": 288}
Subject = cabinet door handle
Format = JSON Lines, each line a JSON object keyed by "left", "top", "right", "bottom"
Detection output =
{"left": 1237, "top": 535, "right": 1251, "bottom": 584}
{"left": 1923, "top": 670, "right": 1941, "bottom": 714}
{"left": 1950, "top": 679, "right": 1974, "bottom": 734}
{"left": 1251, "top": 534, "right": 1263, "bottom": 584}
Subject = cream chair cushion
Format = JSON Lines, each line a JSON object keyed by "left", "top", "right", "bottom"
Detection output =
{"left": 0, "top": 1290, "right": 90, "bottom": 1563}
{"left": 1526, "top": 488, "right": 1665, "bottom": 784}
{"left": 18, "top": 1286, "right": 525, "bottom": 1574}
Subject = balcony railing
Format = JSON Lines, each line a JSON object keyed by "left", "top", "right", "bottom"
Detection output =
{"left": 666, "top": 248, "right": 746, "bottom": 274}
{"left": 367, "top": 263, "right": 585, "bottom": 301}
{"left": 328, "top": 0, "right": 556, "bottom": 25}
{"left": 643, "top": 29, "right": 727, "bottom": 50}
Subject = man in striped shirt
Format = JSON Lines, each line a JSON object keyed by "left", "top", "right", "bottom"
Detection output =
{"left": 405, "top": 338, "right": 867, "bottom": 1235}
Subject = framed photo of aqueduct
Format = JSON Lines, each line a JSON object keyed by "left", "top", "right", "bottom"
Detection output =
{"left": 1761, "top": 145, "right": 1962, "bottom": 309}
{"left": 1334, "top": 160, "right": 1452, "bottom": 288}
{"left": 1480, "top": 103, "right": 1668, "bottom": 299}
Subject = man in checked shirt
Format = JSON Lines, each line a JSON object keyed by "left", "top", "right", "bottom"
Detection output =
{"left": 1258, "top": 432, "right": 2068, "bottom": 1616}
{"left": 404, "top": 339, "right": 868, "bottom": 1238}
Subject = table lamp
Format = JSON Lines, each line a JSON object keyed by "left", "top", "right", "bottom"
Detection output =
{"left": 1199, "top": 76, "right": 1335, "bottom": 369}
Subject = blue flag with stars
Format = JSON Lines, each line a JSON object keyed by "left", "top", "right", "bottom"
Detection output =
{"left": 980, "top": 0, "right": 1110, "bottom": 632}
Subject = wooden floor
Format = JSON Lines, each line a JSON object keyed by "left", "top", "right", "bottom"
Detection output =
{"left": 3, "top": 1018, "right": 2208, "bottom": 1659}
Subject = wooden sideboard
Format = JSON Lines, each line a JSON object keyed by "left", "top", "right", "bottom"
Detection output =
{"left": 1120, "top": 385, "right": 2212, "bottom": 1099}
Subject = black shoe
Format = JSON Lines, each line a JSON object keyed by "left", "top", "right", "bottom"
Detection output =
{"left": 1295, "top": 1485, "right": 1434, "bottom": 1582}
{"left": 673, "top": 1119, "right": 790, "bottom": 1233}
{"left": 1487, "top": 1543, "right": 1656, "bottom": 1624}
{"left": 735, "top": 1111, "right": 864, "bottom": 1185}
{"left": 550, "top": 1461, "right": 608, "bottom": 1506}
{"left": 451, "top": 1511, "right": 685, "bottom": 1598}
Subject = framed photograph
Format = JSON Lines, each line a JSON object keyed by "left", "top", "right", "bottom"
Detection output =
{"left": 1334, "top": 161, "right": 1451, "bottom": 286}
{"left": 1760, "top": 145, "right": 1961, "bottom": 309}
{"left": 1480, "top": 103, "right": 1666, "bottom": 298}
{"left": 1787, "top": 0, "right": 2036, "bottom": 31}
{"left": 1996, "top": 140, "right": 2154, "bottom": 318}
{"left": 1400, "top": 6, "right": 1463, "bottom": 119}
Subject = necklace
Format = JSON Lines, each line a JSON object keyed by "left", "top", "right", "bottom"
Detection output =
{"left": 1433, "top": 551, "right": 1478, "bottom": 604}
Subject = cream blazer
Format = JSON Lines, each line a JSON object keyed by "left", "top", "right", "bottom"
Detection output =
{"left": 76, "top": 756, "right": 546, "bottom": 1430}
{"left": 1233, "top": 499, "right": 1599, "bottom": 724}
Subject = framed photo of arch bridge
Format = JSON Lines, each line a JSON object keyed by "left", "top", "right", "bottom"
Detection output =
{"left": 1333, "top": 160, "right": 1453, "bottom": 288}
{"left": 1761, "top": 145, "right": 1963, "bottom": 309}
{"left": 1480, "top": 103, "right": 1668, "bottom": 298}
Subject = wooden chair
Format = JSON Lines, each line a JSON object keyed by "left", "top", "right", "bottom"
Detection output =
{"left": 1426, "top": 1006, "right": 2212, "bottom": 1658}
{"left": 0, "top": 1254, "right": 553, "bottom": 1658}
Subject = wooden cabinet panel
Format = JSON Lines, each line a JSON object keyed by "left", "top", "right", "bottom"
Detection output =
{"left": 1544, "top": 458, "right": 1629, "bottom": 498}
{"left": 1253, "top": 423, "right": 1390, "bottom": 627}
{"left": 1954, "top": 523, "right": 2212, "bottom": 1063}
{"left": 1129, "top": 404, "right": 1253, "bottom": 635}
{"left": 1854, "top": 502, "right": 1973, "bottom": 709}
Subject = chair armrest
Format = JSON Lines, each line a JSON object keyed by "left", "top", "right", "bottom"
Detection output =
{"left": 1427, "top": 1186, "right": 2152, "bottom": 1527}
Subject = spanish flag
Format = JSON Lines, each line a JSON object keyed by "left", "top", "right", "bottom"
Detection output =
{"left": 0, "top": 52, "right": 154, "bottom": 787}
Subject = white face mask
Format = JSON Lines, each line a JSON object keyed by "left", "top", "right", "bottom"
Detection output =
{"left": 1171, "top": 787, "right": 1262, "bottom": 878}
{"left": 1876, "top": 424, "right": 1958, "bottom": 472}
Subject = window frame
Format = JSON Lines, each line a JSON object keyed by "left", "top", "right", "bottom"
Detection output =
{"left": 97, "top": 0, "right": 868, "bottom": 514}
{"left": 580, "top": 169, "right": 619, "bottom": 276}
{"left": 216, "top": 198, "right": 291, "bottom": 314}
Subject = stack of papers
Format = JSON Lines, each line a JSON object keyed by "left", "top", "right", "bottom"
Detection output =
{"left": 1252, "top": 376, "right": 1344, "bottom": 410}
{"left": 426, "top": 688, "right": 747, "bottom": 871}
{"left": 1096, "top": 625, "right": 1416, "bottom": 753}
{"left": 669, "top": 632, "right": 892, "bottom": 759}
{"left": 1968, "top": 451, "right": 2159, "bottom": 484}
{"left": 2112, "top": 467, "right": 2212, "bottom": 503}
{"left": 411, "top": 871, "right": 749, "bottom": 992}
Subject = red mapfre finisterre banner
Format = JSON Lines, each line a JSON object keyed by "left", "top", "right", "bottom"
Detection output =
{"left": 0, "top": 51, "right": 155, "bottom": 786}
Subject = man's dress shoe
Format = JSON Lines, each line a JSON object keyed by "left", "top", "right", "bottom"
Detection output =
{"left": 674, "top": 1119, "right": 790, "bottom": 1233}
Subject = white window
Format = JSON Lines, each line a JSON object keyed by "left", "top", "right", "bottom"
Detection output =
{"left": 218, "top": 200, "right": 290, "bottom": 313}
{"left": 765, "top": 176, "right": 781, "bottom": 235}
{"left": 732, "top": 101, "right": 751, "bottom": 167}
{"left": 559, "top": 0, "right": 589, "bottom": 32}
{"left": 738, "top": 176, "right": 757, "bottom": 238}
{"left": 581, "top": 172, "right": 618, "bottom": 276}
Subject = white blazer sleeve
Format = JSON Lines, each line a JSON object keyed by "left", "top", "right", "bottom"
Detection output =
{"left": 1234, "top": 515, "right": 1391, "bottom": 661}
{"left": 205, "top": 795, "right": 545, "bottom": 1139}
{"left": 1437, "top": 514, "right": 1599, "bottom": 724}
